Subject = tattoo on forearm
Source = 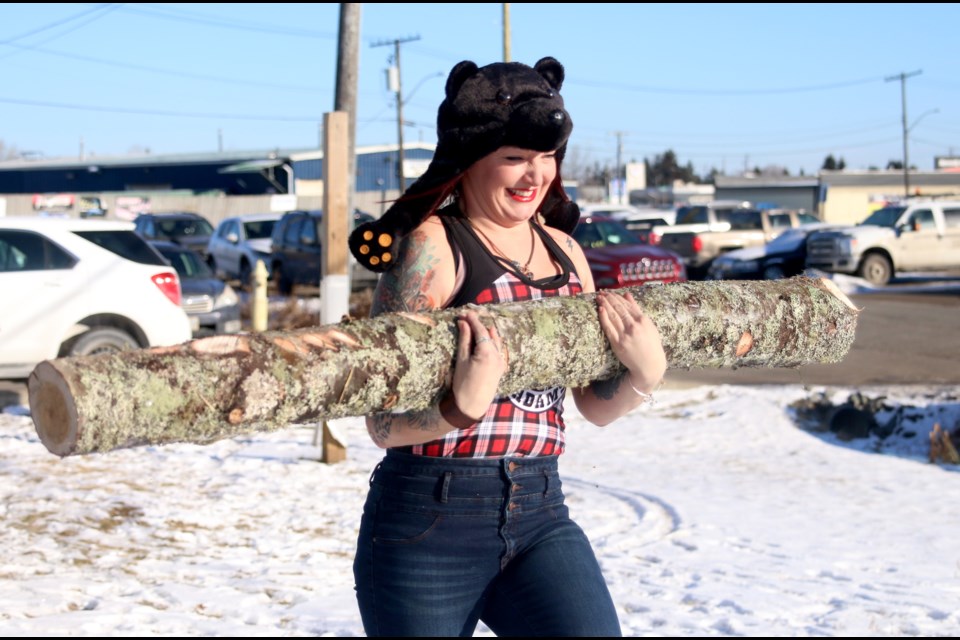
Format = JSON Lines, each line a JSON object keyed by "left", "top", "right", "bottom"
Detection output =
{"left": 368, "top": 407, "right": 445, "bottom": 447}
{"left": 368, "top": 413, "right": 396, "bottom": 447}
{"left": 372, "top": 230, "right": 440, "bottom": 315}
{"left": 591, "top": 372, "right": 625, "bottom": 400}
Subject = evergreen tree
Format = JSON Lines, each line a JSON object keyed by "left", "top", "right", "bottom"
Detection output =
{"left": 646, "top": 149, "right": 698, "bottom": 186}
{"left": 822, "top": 154, "right": 838, "bottom": 170}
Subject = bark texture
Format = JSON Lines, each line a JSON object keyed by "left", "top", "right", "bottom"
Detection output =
{"left": 29, "top": 276, "right": 858, "bottom": 456}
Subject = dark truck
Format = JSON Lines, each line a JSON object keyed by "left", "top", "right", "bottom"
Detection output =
{"left": 656, "top": 207, "right": 821, "bottom": 279}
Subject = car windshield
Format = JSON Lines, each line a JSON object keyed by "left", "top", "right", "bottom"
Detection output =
{"left": 727, "top": 209, "right": 763, "bottom": 230}
{"left": 157, "top": 218, "right": 214, "bottom": 238}
{"left": 242, "top": 220, "right": 276, "bottom": 240}
{"left": 157, "top": 247, "right": 214, "bottom": 279}
{"left": 74, "top": 230, "right": 168, "bottom": 266}
{"left": 859, "top": 206, "right": 906, "bottom": 228}
{"left": 573, "top": 220, "right": 642, "bottom": 248}
{"left": 765, "top": 229, "right": 808, "bottom": 252}
{"left": 676, "top": 206, "right": 708, "bottom": 225}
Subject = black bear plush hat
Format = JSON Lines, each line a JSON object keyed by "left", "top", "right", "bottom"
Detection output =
{"left": 349, "top": 56, "right": 580, "bottom": 272}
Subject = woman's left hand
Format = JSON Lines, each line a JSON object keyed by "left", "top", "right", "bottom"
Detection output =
{"left": 596, "top": 290, "right": 667, "bottom": 393}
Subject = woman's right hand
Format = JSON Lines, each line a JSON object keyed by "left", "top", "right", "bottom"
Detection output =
{"left": 450, "top": 310, "right": 507, "bottom": 420}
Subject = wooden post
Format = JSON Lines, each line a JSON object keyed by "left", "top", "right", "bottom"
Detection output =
{"left": 319, "top": 111, "right": 350, "bottom": 463}
{"left": 250, "top": 260, "right": 269, "bottom": 332}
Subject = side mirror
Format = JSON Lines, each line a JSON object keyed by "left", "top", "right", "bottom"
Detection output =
{"left": 226, "top": 232, "right": 239, "bottom": 244}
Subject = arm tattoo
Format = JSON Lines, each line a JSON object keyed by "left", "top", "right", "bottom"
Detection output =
{"left": 590, "top": 372, "right": 626, "bottom": 400}
{"left": 368, "top": 407, "right": 445, "bottom": 447}
{"left": 565, "top": 237, "right": 575, "bottom": 253}
{"left": 372, "top": 230, "right": 440, "bottom": 316}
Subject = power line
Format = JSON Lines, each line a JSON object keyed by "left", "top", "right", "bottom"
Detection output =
{"left": 0, "top": 42, "right": 326, "bottom": 93}
{"left": 0, "top": 3, "right": 116, "bottom": 45}
{"left": 0, "top": 95, "right": 320, "bottom": 121}
{"left": 567, "top": 75, "right": 887, "bottom": 96}
{"left": 0, "top": 3, "right": 120, "bottom": 61}
{"left": 115, "top": 3, "right": 338, "bottom": 39}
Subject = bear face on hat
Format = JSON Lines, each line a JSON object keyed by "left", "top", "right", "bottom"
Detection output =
{"left": 349, "top": 56, "right": 580, "bottom": 273}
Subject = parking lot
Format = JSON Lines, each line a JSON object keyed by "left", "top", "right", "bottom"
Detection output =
{"left": 669, "top": 272, "right": 960, "bottom": 388}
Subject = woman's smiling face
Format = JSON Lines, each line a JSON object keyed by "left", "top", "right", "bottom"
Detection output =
{"left": 460, "top": 146, "right": 558, "bottom": 226}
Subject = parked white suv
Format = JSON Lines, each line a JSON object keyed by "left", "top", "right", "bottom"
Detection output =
{"left": 0, "top": 217, "right": 193, "bottom": 380}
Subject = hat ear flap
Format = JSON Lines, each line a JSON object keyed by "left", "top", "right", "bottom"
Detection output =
{"left": 541, "top": 191, "right": 580, "bottom": 235}
{"left": 534, "top": 57, "right": 565, "bottom": 91}
{"left": 348, "top": 164, "right": 456, "bottom": 273}
{"left": 445, "top": 60, "right": 479, "bottom": 98}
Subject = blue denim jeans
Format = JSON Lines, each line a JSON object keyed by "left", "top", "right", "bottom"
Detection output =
{"left": 353, "top": 450, "right": 621, "bottom": 637}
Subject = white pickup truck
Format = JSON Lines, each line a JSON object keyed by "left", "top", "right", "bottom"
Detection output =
{"left": 805, "top": 199, "right": 960, "bottom": 285}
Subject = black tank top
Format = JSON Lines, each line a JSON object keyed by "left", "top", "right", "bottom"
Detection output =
{"left": 439, "top": 204, "right": 579, "bottom": 307}
{"left": 394, "top": 203, "right": 583, "bottom": 458}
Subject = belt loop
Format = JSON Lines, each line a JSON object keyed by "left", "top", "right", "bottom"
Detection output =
{"left": 439, "top": 471, "right": 452, "bottom": 504}
{"left": 543, "top": 470, "right": 550, "bottom": 496}
{"left": 369, "top": 461, "right": 382, "bottom": 486}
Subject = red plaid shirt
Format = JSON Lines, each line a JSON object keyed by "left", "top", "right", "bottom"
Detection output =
{"left": 403, "top": 270, "right": 583, "bottom": 458}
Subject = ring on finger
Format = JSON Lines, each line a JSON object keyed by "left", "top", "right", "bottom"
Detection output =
{"left": 476, "top": 336, "right": 492, "bottom": 345}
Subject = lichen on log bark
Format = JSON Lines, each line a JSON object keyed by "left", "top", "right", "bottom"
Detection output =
{"left": 28, "top": 276, "right": 858, "bottom": 456}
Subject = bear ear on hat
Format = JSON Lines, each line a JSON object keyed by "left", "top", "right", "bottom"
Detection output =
{"left": 445, "top": 60, "right": 479, "bottom": 98}
{"left": 534, "top": 57, "right": 564, "bottom": 91}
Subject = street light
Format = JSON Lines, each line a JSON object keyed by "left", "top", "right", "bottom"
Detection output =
{"left": 903, "top": 109, "right": 940, "bottom": 185}
{"left": 886, "top": 70, "right": 922, "bottom": 197}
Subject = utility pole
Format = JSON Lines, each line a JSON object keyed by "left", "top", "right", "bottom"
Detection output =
{"left": 502, "top": 4, "right": 511, "bottom": 62}
{"left": 335, "top": 3, "right": 361, "bottom": 215}
{"left": 613, "top": 131, "right": 625, "bottom": 204}
{"left": 885, "top": 69, "right": 922, "bottom": 197}
{"left": 372, "top": 35, "right": 420, "bottom": 192}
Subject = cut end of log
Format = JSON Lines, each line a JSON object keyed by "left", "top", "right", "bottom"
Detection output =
{"left": 735, "top": 331, "right": 754, "bottom": 357}
{"left": 814, "top": 277, "right": 859, "bottom": 312}
{"left": 28, "top": 361, "right": 79, "bottom": 457}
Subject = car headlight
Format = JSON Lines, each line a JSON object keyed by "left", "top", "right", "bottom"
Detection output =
{"left": 214, "top": 284, "right": 240, "bottom": 309}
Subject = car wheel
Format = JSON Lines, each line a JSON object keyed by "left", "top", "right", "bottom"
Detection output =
{"left": 239, "top": 259, "right": 252, "bottom": 288}
{"left": 858, "top": 253, "right": 892, "bottom": 286}
{"left": 762, "top": 265, "right": 785, "bottom": 280}
{"left": 275, "top": 263, "right": 294, "bottom": 296}
{"left": 67, "top": 327, "right": 139, "bottom": 357}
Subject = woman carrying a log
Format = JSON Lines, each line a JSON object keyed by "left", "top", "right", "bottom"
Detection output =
{"left": 348, "top": 57, "right": 667, "bottom": 637}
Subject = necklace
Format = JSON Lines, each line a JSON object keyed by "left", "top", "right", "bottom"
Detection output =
{"left": 468, "top": 218, "right": 537, "bottom": 279}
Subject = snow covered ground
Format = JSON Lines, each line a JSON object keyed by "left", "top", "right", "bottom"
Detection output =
{"left": 2, "top": 382, "right": 958, "bottom": 636}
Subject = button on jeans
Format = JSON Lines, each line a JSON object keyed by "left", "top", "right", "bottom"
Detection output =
{"left": 353, "top": 449, "right": 621, "bottom": 637}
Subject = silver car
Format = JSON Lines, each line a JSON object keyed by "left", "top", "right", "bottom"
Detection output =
{"left": 206, "top": 213, "right": 280, "bottom": 287}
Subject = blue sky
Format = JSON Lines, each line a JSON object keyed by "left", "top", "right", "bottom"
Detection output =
{"left": 1, "top": 3, "right": 957, "bottom": 177}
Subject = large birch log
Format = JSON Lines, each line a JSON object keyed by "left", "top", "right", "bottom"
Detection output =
{"left": 29, "top": 276, "right": 858, "bottom": 456}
